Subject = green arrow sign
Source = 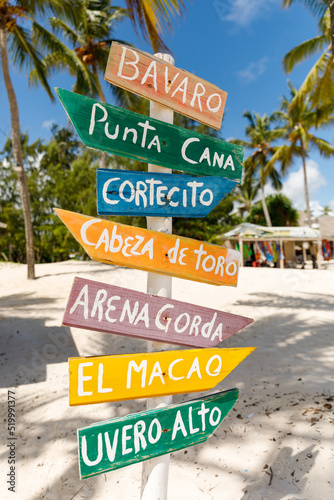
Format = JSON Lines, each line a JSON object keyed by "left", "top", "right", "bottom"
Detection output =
{"left": 78, "top": 389, "right": 239, "bottom": 479}
{"left": 56, "top": 88, "right": 244, "bottom": 181}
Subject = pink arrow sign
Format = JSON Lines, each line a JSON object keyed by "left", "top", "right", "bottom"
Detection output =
{"left": 62, "top": 277, "right": 254, "bottom": 348}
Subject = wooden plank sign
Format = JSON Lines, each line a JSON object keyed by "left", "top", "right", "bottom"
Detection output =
{"left": 97, "top": 169, "right": 238, "bottom": 218}
{"left": 55, "top": 88, "right": 244, "bottom": 182}
{"left": 104, "top": 42, "right": 227, "bottom": 130}
{"left": 68, "top": 347, "right": 255, "bottom": 406}
{"left": 78, "top": 389, "right": 239, "bottom": 478}
{"left": 54, "top": 208, "right": 241, "bottom": 287}
{"left": 63, "top": 277, "right": 254, "bottom": 348}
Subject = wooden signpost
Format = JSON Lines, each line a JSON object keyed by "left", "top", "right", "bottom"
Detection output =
{"left": 55, "top": 88, "right": 244, "bottom": 181}
{"left": 63, "top": 277, "right": 254, "bottom": 348}
{"left": 54, "top": 208, "right": 241, "bottom": 287}
{"left": 104, "top": 42, "right": 227, "bottom": 130}
{"left": 54, "top": 42, "right": 255, "bottom": 496}
{"left": 78, "top": 389, "right": 239, "bottom": 479}
{"left": 69, "top": 347, "right": 255, "bottom": 406}
{"left": 97, "top": 168, "right": 238, "bottom": 217}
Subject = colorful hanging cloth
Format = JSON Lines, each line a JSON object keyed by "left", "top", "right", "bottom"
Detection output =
{"left": 322, "top": 240, "right": 332, "bottom": 261}
{"left": 254, "top": 242, "right": 266, "bottom": 263}
{"left": 236, "top": 243, "right": 253, "bottom": 260}
{"left": 272, "top": 242, "right": 277, "bottom": 263}
{"left": 263, "top": 242, "right": 274, "bottom": 262}
{"left": 276, "top": 242, "right": 284, "bottom": 261}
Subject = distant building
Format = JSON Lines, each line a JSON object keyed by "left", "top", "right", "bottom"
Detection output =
{"left": 220, "top": 222, "right": 327, "bottom": 269}
{"left": 318, "top": 216, "right": 334, "bottom": 241}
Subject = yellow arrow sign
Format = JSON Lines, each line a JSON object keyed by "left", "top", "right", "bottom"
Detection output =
{"left": 68, "top": 347, "right": 256, "bottom": 406}
{"left": 54, "top": 208, "right": 241, "bottom": 287}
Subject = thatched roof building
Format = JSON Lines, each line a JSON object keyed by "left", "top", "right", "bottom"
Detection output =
{"left": 220, "top": 223, "right": 325, "bottom": 269}
{"left": 318, "top": 216, "right": 334, "bottom": 240}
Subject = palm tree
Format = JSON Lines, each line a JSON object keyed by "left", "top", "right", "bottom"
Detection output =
{"left": 321, "top": 204, "right": 333, "bottom": 215}
{"left": 232, "top": 174, "right": 260, "bottom": 218}
{"left": 40, "top": 0, "right": 189, "bottom": 103}
{"left": 125, "top": 0, "right": 187, "bottom": 52}
{"left": 283, "top": 0, "right": 334, "bottom": 73}
{"left": 40, "top": 1, "right": 128, "bottom": 102}
{"left": 283, "top": 3, "right": 334, "bottom": 104}
{"left": 269, "top": 84, "right": 334, "bottom": 225}
{"left": 38, "top": 1, "right": 150, "bottom": 168}
{"left": 0, "top": 0, "right": 75, "bottom": 279}
{"left": 232, "top": 112, "right": 283, "bottom": 226}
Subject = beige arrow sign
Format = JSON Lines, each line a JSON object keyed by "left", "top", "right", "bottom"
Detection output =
{"left": 105, "top": 42, "right": 227, "bottom": 130}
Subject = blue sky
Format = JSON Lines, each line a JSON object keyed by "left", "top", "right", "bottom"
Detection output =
{"left": 1, "top": 0, "right": 333, "bottom": 215}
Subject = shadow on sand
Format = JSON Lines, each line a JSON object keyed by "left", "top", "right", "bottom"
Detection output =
{"left": 0, "top": 292, "right": 78, "bottom": 387}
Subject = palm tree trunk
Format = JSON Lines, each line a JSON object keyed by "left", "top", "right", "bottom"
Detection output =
{"left": 0, "top": 26, "right": 35, "bottom": 279}
{"left": 95, "top": 73, "right": 108, "bottom": 169}
{"left": 300, "top": 139, "right": 312, "bottom": 227}
{"left": 260, "top": 171, "right": 272, "bottom": 227}
{"left": 329, "top": 1, "right": 334, "bottom": 68}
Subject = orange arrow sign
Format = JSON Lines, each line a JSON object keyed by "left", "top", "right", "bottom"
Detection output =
{"left": 69, "top": 347, "right": 256, "bottom": 406}
{"left": 54, "top": 209, "right": 241, "bottom": 287}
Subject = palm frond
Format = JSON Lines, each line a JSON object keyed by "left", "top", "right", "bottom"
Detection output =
{"left": 297, "top": 47, "right": 331, "bottom": 96}
{"left": 49, "top": 17, "right": 80, "bottom": 45}
{"left": 267, "top": 143, "right": 301, "bottom": 175}
{"left": 282, "top": 0, "right": 328, "bottom": 18}
{"left": 29, "top": 25, "right": 99, "bottom": 97}
{"left": 229, "top": 138, "right": 250, "bottom": 148}
{"left": 243, "top": 110, "right": 257, "bottom": 129}
{"left": 109, "top": 84, "right": 148, "bottom": 112}
{"left": 268, "top": 166, "right": 282, "bottom": 190}
{"left": 308, "top": 134, "right": 334, "bottom": 156}
{"left": 9, "top": 24, "right": 54, "bottom": 100}
{"left": 303, "top": 102, "right": 334, "bottom": 128}
{"left": 310, "top": 52, "right": 334, "bottom": 104}
{"left": 125, "top": 0, "right": 186, "bottom": 52}
{"left": 243, "top": 154, "right": 261, "bottom": 175}
{"left": 283, "top": 35, "right": 327, "bottom": 73}
{"left": 268, "top": 127, "right": 288, "bottom": 140}
{"left": 19, "top": 0, "right": 76, "bottom": 20}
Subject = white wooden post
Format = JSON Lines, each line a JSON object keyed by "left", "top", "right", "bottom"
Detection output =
{"left": 239, "top": 238, "right": 244, "bottom": 267}
{"left": 140, "top": 52, "right": 175, "bottom": 500}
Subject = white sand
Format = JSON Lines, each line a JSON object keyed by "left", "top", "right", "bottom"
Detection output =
{"left": 0, "top": 259, "right": 333, "bottom": 500}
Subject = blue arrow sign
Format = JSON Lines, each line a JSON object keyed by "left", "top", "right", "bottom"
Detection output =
{"left": 97, "top": 169, "right": 237, "bottom": 217}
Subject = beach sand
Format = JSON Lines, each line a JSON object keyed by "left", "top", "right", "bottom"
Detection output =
{"left": 0, "top": 259, "right": 333, "bottom": 500}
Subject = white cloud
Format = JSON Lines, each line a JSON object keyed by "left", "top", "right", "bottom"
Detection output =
{"left": 265, "top": 159, "right": 328, "bottom": 214}
{"left": 213, "top": 0, "right": 278, "bottom": 27}
{"left": 279, "top": 160, "right": 327, "bottom": 210}
{"left": 237, "top": 57, "right": 269, "bottom": 84}
{"left": 42, "top": 119, "right": 55, "bottom": 131}
{"left": 309, "top": 200, "right": 327, "bottom": 218}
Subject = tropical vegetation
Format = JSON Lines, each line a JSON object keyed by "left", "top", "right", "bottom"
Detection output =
{"left": 283, "top": 1, "right": 334, "bottom": 105}
{"left": 1, "top": 0, "right": 334, "bottom": 268}
{"left": 231, "top": 112, "right": 283, "bottom": 227}
{"left": 247, "top": 193, "right": 299, "bottom": 227}
{"left": 0, "top": 0, "right": 76, "bottom": 278}
{"left": 268, "top": 84, "right": 334, "bottom": 226}
{"left": 282, "top": 0, "right": 334, "bottom": 90}
{"left": 0, "top": 124, "right": 240, "bottom": 263}
{"left": 0, "top": 0, "right": 190, "bottom": 277}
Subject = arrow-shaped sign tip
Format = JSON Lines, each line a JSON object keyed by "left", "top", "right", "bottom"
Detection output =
{"left": 53, "top": 207, "right": 66, "bottom": 223}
